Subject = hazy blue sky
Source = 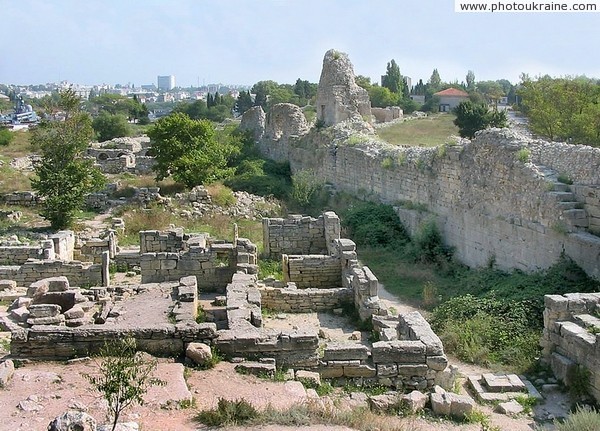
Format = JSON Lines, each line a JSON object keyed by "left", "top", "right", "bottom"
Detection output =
{"left": 2, "top": 0, "right": 599, "bottom": 87}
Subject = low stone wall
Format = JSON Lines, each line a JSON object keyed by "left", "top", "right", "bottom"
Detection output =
{"left": 263, "top": 212, "right": 340, "bottom": 259}
{"left": 0, "top": 259, "right": 105, "bottom": 287}
{"left": 0, "top": 241, "right": 54, "bottom": 265}
{"left": 215, "top": 272, "right": 320, "bottom": 368}
{"left": 283, "top": 254, "right": 342, "bottom": 288}
{"left": 318, "top": 312, "right": 449, "bottom": 390}
{"left": 0, "top": 191, "right": 40, "bottom": 206}
{"left": 79, "top": 231, "right": 117, "bottom": 264}
{"left": 259, "top": 283, "right": 352, "bottom": 313}
{"left": 139, "top": 229, "right": 258, "bottom": 291}
{"left": 541, "top": 293, "right": 600, "bottom": 402}
{"left": 133, "top": 156, "right": 156, "bottom": 174}
{"left": 10, "top": 322, "right": 217, "bottom": 359}
{"left": 371, "top": 106, "right": 403, "bottom": 123}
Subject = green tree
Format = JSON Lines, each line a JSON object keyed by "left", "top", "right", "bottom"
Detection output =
{"left": 428, "top": 69, "right": 442, "bottom": 92}
{"left": 382, "top": 59, "right": 403, "bottom": 94}
{"left": 31, "top": 89, "right": 105, "bottom": 229}
{"left": 368, "top": 85, "right": 399, "bottom": 108}
{"left": 92, "top": 111, "right": 131, "bottom": 142}
{"left": 453, "top": 100, "right": 508, "bottom": 138}
{"left": 84, "top": 338, "right": 165, "bottom": 431}
{"left": 466, "top": 70, "right": 476, "bottom": 92}
{"left": 234, "top": 90, "right": 253, "bottom": 115}
{"left": 147, "top": 112, "right": 238, "bottom": 187}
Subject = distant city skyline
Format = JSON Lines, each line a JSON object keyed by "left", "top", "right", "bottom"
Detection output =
{"left": 2, "top": 0, "right": 599, "bottom": 87}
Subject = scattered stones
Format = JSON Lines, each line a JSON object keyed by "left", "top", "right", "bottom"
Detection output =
{"left": 368, "top": 392, "right": 401, "bottom": 413}
{"left": 296, "top": 370, "right": 321, "bottom": 387}
{"left": 402, "top": 390, "right": 428, "bottom": 414}
{"left": 17, "top": 395, "right": 44, "bottom": 412}
{"left": 430, "top": 386, "right": 475, "bottom": 419}
{"left": 234, "top": 361, "right": 276, "bottom": 378}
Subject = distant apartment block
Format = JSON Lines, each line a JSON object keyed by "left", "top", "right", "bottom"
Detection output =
{"left": 157, "top": 75, "right": 175, "bottom": 91}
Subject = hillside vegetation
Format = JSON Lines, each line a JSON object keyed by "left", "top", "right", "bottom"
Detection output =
{"left": 376, "top": 113, "right": 459, "bottom": 147}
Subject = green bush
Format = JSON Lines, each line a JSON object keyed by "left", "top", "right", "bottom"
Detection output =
{"left": 225, "top": 159, "right": 291, "bottom": 199}
{"left": 196, "top": 398, "right": 258, "bottom": 426}
{"left": 258, "top": 259, "right": 283, "bottom": 280}
{"left": 342, "top": 202, "right": 409, "bottom": 248}
{"left": 552, "top": 406, "right": 600, "bottom": 431}
{"left": 0, "top": 128, "right": 14, "bottom": 146}
{"left": 407, "top": 219, "right": 452, "bottom": 263}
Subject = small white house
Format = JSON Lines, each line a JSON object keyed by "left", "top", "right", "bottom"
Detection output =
{"left": 434, "top": 88, "right": 470, "bottom": 112}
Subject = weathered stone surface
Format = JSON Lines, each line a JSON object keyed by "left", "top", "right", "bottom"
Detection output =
{"left": 368, "top": 392, "right": 400, "bottom": 413}
{"left": 235, "top": 361, "right": 276, "bottom": 378}
{"left": 0, "top": 359, "right": 15, "bottom": 388}
{"left": 27, "top": 314, "right": 66, "bottom": 326}
{"left": 296, "top": 370, "right": 321, "bottom": 387}
{"left": 0, "top": 280, "right": 17, "bottom": 291}
{"left": 371, "top": 340, "right": 426, "bottom": 364}
{"left": 265, "top": 103, "right": 309, "bottom": 140}
{"left": 496, "top": 400, "right": 524, "bottom": 415}
{"left": 64, "top": 305, "right": 84, "bottom": 320}
{"left": 48, "top": 410, "right": 97, "bottom": 431}
{"left": 10, "top": 305, "right": 29, "bottom": 322}
{"left": 240, "top": 106, "right": 266, "bottom": 141}
{"left": 28, "top": 304, "right": 61, "bottom": 318}
{"left": 322, "top": 343, "right": 369, "bottom": 361}
{"left": 316, "top": 49, "right": 371, "bottom": 126}
{"left": 402, "top": 390, "right": 428, "bottom": 414}
{"left": 186, "top": 342, "right": 212, "bottom": 367}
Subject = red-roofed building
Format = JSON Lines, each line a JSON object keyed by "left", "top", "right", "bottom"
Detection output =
{"left": 433, "top": 88, "right": 470, "bottom": 112}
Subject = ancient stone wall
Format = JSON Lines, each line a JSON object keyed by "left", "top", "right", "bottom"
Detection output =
{"left": 139, "top": 229, "right": 258, "bottom": 291}
{"left": 283, "top": 255, "right": 342, "bottom": 288}
{"left": 259, "top": 284, "right": 352, "bottom": 313}
{"left": 265, "top": 103, "right": 309, "bottom": 140}
{"left": 263, "top": 215, "right": 327, "bottom": 259}
{"left": 371, "top": 107, "right": 403, "bottom": 123}
{"left": 0, "top": 241, "right": 54, "bottom": 265}
{"left": 0, "top": 191, "right": 40, "bottom": 206}
{"left": 541, "top": 293, "right": 600, "bottom": 402}
{"left": 0, "top": 260, "right": 104, "bottom": 287}
{"left": 258, "top": 125, "right": 600, "bottom": 279}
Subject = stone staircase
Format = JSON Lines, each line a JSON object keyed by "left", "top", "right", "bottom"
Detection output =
{"left": 536, "top": 165, "right": 589, "bottom": 231}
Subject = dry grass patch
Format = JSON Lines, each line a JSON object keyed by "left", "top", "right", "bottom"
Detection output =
{"left": 377, "top": 114, "right": 459, "bottom": 147}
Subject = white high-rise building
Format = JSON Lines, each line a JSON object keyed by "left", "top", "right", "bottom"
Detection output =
{"left": 157, "top": 75, "right": 175, "bottom": 91}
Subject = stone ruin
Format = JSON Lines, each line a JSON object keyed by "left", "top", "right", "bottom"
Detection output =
{"left": 0, "top": 211, "right": 456, "bottom": 393}
{"left": 86, "top": 136, "right": 155, "bottom": 175}
{"left": 541, "top": 292, "right": 600, "bottom": 401}
{"left": 315, "top": 49, "right": 372, "bottom": 127}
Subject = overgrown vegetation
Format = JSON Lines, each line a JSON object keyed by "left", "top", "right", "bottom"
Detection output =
{"left": 549, "top": 405, "right": 600, "bottom": 431}
{"left": 453, "top": 100, "right": 507, "bottom": 138}
{"left": 343, "top": 201, "right": 600, "bottom": 372}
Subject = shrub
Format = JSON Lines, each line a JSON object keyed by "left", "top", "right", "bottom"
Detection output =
{"left": 0, "top": 128, "right": 14, "bottom": 146}
{"left": 516, "top": 148, "right": 531, "bottom": 163}
{"left": 342, "top": 201, "right": 409, "bottom": 248}
{"left": 205, "top": 183, "right": 236, "bottom": 207}
{"left": 196, "top": 398, "right": 258, "bottom": 426}
{"left": 552, "top": 406, "right": 600, "bottom": 431}
{"left": 259, "top": 259, "right": 283, "bottom": 280}
{"left": 290, "top": 170, "right": 323, "bottom": 208}
{"left": 407, "top": 219, "right": 452, "bottom": 263}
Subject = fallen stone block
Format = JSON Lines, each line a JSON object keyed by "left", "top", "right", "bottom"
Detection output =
{"left": 0, "top": 280, "right": 17, "bottom": 291}
{"left": 64, "top": 305, "right": 84, "bottom": 320}
{"left": 496, "top": 400, "right": 524, "bottom": 415}
{"left": 296, "top": 369, "right": 321, "bottom": 386}
{"left": 402, "top": 390, "right": 428, "bottom": 414}
{"left": 0, "top": 359, "right": 15, "bottom": 388}
{"left": 186, "top": 342, "right": 212, "bottom": 367}
{"left": 48, "top": 410, "right": 97, "bottom": 431}
{"left": 368, "top": 392, "right": 401, "bottom": 413}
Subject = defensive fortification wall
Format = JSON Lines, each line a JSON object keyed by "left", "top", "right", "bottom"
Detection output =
{"left": 257, "top": 127, "right": 600, "bottom": 279}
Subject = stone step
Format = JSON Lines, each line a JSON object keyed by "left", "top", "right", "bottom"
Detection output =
{"left": 548, "top": 191, "right": 576, "bottom": 202}
{"left": 552, "top": 183, "right": 571, "bottom": 192}
{"left": 557, "top": 202, "right": 580, "bottom": 211}
{"left": 573, "top": 314, "right": 600, "bottom": 330}
{"left": 563, "top": 209, "right": 588, "bottom": 220}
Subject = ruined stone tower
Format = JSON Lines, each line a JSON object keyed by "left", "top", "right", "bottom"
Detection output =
{"left": 316, "top": 49, "right": 372, "bottom": 126}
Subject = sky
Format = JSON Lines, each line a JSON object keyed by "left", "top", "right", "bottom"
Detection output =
{"left": 2, "top": 0, "right": 600, "bottom": 88}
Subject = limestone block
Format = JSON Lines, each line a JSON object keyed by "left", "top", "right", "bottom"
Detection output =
{"left": 430, "top": 392, "right": 451, "bottom": 416}
{"left": 368, "top": 392, "right": 401, "bottom": 413}
{"left": 377, "top": 364, "right": 398, "bottom": 377}
{"left": 402, "top": 390, "right": 428, "bottom": 414}
{"left": 372, "top": 340, "right": 426, "bottom": 364}
{"left": 296, "top": 370, "right": 321, "bottom": 386}
{"left": 344, "top": 364, "right": 377, "bottom": 378}
{"left": 27, "top": 315, "right": 65, "bottom": 326}
{"left": 448, "top": 393, "right": 476, "bottom": 418}
{"left": 426, "top": 355, "right": 448, "bottom": 371}
{"left": 28, "top": 304, "right": 61, "bottom": 318}
{"left": 496, "top": 400, "right": 524, "bottom": 415}
{"left": 0, "top": 280, "right": 16, "bottom": 291}
{"left": 64, "top": 305, "right": 84, "bottom": 320}
{"left": 10, "top": 306, "right": 29, "bottom": 322}
{"left": 0, "top": 359, "right": 15, "bottom": 388}
{"left": 235, "top": 361, "right": 276, "bottom": 378}
{"left": 186, "top": 342, "right": 212, "bottom": 367}
{"left": 47, "top": 410, "right": 97, "bottom": 431}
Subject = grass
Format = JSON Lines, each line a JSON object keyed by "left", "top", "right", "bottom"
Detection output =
{"left": 258, "top": 258, "right": 283, "bottom": 280}
{"left": 549, "top": 405, "right": 600, "bottom": 431}
{"left": 116, "top": 203, "right": 264, "bottom": 248}
{"left": 376, "top": 113, "right": 459, "bottom": 147}
{"left": 196, "top": 399, "right": 410, "bottom": 431}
